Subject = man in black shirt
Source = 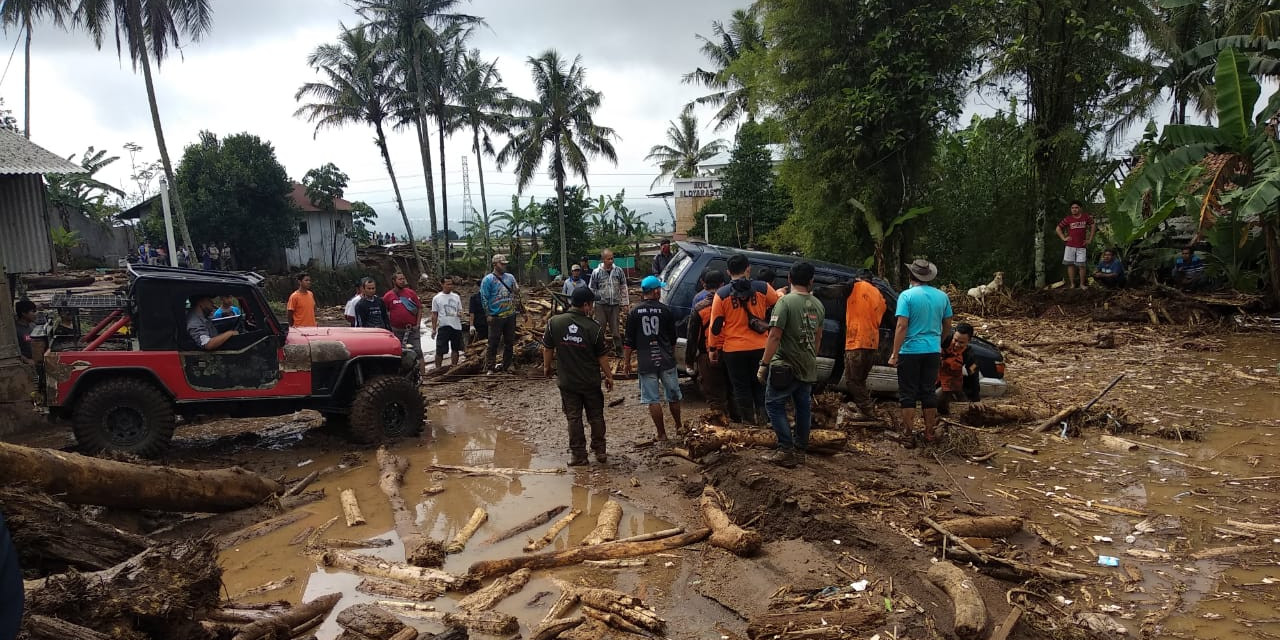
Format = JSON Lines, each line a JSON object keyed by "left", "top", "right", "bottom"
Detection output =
{"left": 353, "top": 277, "right": 391, "bottom": 330}
{"left": 468, "top": 278, "right": 488, "bottom": 344}
{"left": 543, "top": 287, "right": 613, "bottom": 466}
{"left": 623, "top": 275, "right": 680, "bottom": 442}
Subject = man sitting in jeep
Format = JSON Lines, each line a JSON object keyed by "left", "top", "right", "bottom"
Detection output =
{"left": 187, "top": 295, "right": 239, "bottom": 350}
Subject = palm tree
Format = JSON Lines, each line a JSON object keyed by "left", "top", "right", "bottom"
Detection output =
{"left": 77, "top": 0, "right": 210, "bottom": 255}
{"left": 294, "top": 24, "right": 425, "bottom": 275}
{"left": 498, "top": 50, "right": 618, "bottom": 275}
{"left": 682, "top": 7, "right": 766, "bottom": 131}
{"left": 614, "top": 205, "right": 647, "bottom": 266}
{"left": 420, "top": 24, "right": 470, "bottom": 270}
{"left": 645, "top": 105, "right": 727, "bottom": 188}
{"left": 355, "top": 0, "right": 482, "bottom": 271}
{"left": 457, "top": 49, "right": 510, "bottom": 266}
{"left": 490, "top": 196, "right": 527, "bottom": 276}
{"left": 0, "top": 0, "right": 73, "bottom": 138}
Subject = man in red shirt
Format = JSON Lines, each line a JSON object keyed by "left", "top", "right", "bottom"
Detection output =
{"left": 1056, "top": 200, "right": 1096, "bottom": 290}
{"left": 383, "top": 272, "right": 422, "bottom": 360}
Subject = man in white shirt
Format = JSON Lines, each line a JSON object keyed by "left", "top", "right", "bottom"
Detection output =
{"left": 431, "top": 276, "right": 464, "bottom": 369}
{"left": 343, "top": 284, "right": 362, "bottom": 326}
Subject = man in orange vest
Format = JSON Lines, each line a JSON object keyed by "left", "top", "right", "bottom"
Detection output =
{"left": 709, "top": 254, "right": 781, "bottom": 425}
{"left": 843, "top": 274, "right": 886, "bottom": 417}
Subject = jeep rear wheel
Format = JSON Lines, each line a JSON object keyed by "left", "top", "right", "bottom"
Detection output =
{"left": 72, "top": 379, "right": 176, "bottom": 458}
{"left": 348, "top": 376, "right": 424, "bottom": 444}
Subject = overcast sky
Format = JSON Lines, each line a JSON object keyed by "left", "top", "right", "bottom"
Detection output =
{"left": 0, "top": 0, "right": 747, "bottom": 235}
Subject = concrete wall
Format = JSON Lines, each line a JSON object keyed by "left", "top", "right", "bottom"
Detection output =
{"left": 284, "top": 210, "right": 356, "bottom": 268}
{"left": 49, "top": 206, "right": 137, "bottom": 264}
{"left": 674, "top": 194, "right": 718, "bottom": 239}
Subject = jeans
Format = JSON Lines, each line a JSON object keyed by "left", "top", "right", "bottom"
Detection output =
{"left": 766, "top": 378, "right": 813, "bottom": 451}
{"left": 559, "top": 386, "right": 606, "bottom": 455}
{"left": 594, "top": 303, "right": 622, "bottom": 354}
{"left": 486, "top": 314, "right": 516, "bottom": 370}
{"left": 722, "top": 349, "right": 765, "bottom": 424}
{"left": 843, "top": 348, "right": 876, "bottom": 412}
{"left": 0, "top": 511, "right": 23, "bottom": 640}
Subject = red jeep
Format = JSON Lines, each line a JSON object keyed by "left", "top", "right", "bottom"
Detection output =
{"left": 37, "top": 264, "right": 424, "bottom": 457}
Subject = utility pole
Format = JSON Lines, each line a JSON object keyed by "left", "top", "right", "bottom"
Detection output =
{"left": 0, "top": 267, "right": 37, "bottom": 435}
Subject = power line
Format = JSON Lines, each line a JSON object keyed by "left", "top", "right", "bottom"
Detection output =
{"left": 0, "top": 24, "right": 23, "bottom": 89}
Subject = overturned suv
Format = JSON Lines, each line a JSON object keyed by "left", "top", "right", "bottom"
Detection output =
{"left": 37, "top": 265, "right": 424, "bottom": 457}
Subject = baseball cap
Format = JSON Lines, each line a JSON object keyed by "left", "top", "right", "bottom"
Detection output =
{"left": 570, "top": 264, "right": 581, "bottom": 272}
{"left": 640, "top": 275, "right": 667, "bottom": 291}
{"left": 570, "top": 286, "right": 595, "bottom": 306}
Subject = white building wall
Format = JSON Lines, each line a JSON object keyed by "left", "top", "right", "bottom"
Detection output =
{"left": 284, "top": 211, "right": 356, "bottom": 268}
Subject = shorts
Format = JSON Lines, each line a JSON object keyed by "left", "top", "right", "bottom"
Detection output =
{"left": 638, "top": 368, "right": 682, "bottom": 405}
{"left": 896, "top": 352, "right": 941, "bottom": 409}
{"left": 435, "top": 326, "right": 464, "bottom": 353}
{"left": 1062, "top": 246, "right": 1087, "bottom": 266}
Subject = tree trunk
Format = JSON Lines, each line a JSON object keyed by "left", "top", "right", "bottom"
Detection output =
{"left": 23, "top": 18, "right": 31, "bottom": 138}
{"left": 469, "top": 527, "right": 711, "bottom": 579}
{"left": 376, "top": 447, "right": 444, "bottom": 567}
{"left": 133, "top": 21, "right": 193, "bottom": 255}
{"left": 0, "top": 442, "right": 281, "bottom": 512}
{"left": 554, "top": 140, "right": 568, "bottom": 275}
{"left": 317, "top": 549, "right": 467, "bottom": 595}
{"left": 232, "top": 593, "right": 342, "bottom": 640}
{"left": 375, "top": 121, "right": 426, "bottom": 277}
{"left": 437, "top": 111, "right": 450, "bottom": 272}
{"left": 686, "top": 425, "right": 848, "bottom": 457}
{"left": 1, "top": 488, "right": 152, "bottom": 572}
{"left": 413, "top": 55, "right": 440, "bottom": 268}
{"left": 474, "top": 126, "right": 492, "bottom": 264}
{"left": 926, "top": 561, "right": 988, "bottom": 639}
{"left": 456, "top": 567, "right": 531, "bottom": 612}
{"left": 1265, "top": 220, "right": 1280, "bottom": 307}
{"left": 699, "top": 487, "right": 761, "bottom": 556}
{"left": 919, "top": 516, "right": 1023, "bottom": 541}
{"left": 1033, "top": 194, "right": 1046, "bottom": 288}
{"left": 22, "top": 615, "right": 112, "bottom": 640}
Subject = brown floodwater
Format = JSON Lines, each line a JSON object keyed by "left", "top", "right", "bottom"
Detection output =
{"left": 219, "top": 401, "right": 678, "bottom": 639}
{"left": 957, "top": 333, "right": 1280, "bottom": 638}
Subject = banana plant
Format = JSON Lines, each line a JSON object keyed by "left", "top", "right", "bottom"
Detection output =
{"left": 850, "top": 198, "right": 932, "bottom": 277}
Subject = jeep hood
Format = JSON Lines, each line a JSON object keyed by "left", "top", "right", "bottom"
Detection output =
{"left": 286, "top": 326, "right": 402, "bottom": 360}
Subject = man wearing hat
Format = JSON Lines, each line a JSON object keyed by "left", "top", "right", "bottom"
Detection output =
{"left": 888, "top": 259, "right": 953, "bottom": 446}
{"left": 543, "top": 287, "right": 614, "bottom": 466}
{"left": 623, "top": 275, "right": 680, "bottom": 442}
{"left": 562, "top": 263, "right": 589, "bottom": 297}
{"left": 480, "top": 254, "right": 520, "bottom": 373}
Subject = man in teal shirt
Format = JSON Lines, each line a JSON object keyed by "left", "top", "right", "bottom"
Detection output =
{"left": 889, "top": 259, "right": 953, "bottom": 447}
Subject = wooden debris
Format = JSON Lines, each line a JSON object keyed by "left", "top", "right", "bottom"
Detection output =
{"left": 1002, "top": 443, "right": 1038, "bottom": 455}
{"left": 288, "top": 526, "right": 315, "bottom": 546}
{"left": 583, "top": 558, "right": 647, "bottom": 568}
{"left": 580, "top": 500, "right": 622, "bottom": 546}
{"left": 524, "top": 508, "right": 582, "bottom": 552}
{"left": 231, "top": 593, "right": 342, "bottom": 640}
{"left": 923, "top": 516, "right": 989, "bottom": 562}
{"left": 1100, "top": 434, "right": 1139, "bottom": 451}
{"left": 0, "top": 441, "right": 282, "bottom": 512}
{"left": 335, "top": 603, "right": 409, "bottom": 640}
{"left": 318, "top": 549, "right": 465, "bottom": 596}
{"left": 998, "top": 340, "right": 1045, "bottom": 362}
{"left": 283, "top": 470, "right": 319, "bottom": 497}
{"left": 355, "top": 577, "right": 441, "bottom": 602}
{"left": 442, "top": 609, "right": 520, "bottom": 635}
{"left": 22, "top": 615, "right": 113, "bottom": 640}
{"left": 0, "top": 488, "right": 152, "bottom": 572}
{"left": 944, "top": 550, "right": 1092, "bottom": 582}
{"left": 428, "top": 463, "right": 566, "bottom": 476}
{"left": 531, "top": 616, "right": 585, "bottom": 640}
{"left": 747, "top": 608, "right": 885, "bottom": 640}
{"left": 339, "top": 489, "right": 366, "bottom": 527}
{"left": 469, "top": 527, "right": 711, "bottom": 579}
{"left": 611, "top": 527, "right": 684, "bottom": 544}
{"left": 217, "top": 510, "right": 310, "bottom": 550}
{"left": 1226, "top": 520, "right": 1280, "bottom": 534}
{"left": 926, "top": 561, "right": 987, "bottom": 639}
{"left": 232, "top": 576, "right": 295, "bottom": 600}
{"left": 1033, "top": 373, "right": 1125, "bottom": 433}
{"left": 700, "top": 487, "right": 762, "bottom": 556}
{"left": 687, "top": 425, "right": 847, "bottom": 456}
{"left": 151, "top": 491, "right": 324, "bottom": 542}
{"left": 1190, "top": 545, "right": 1268, "bottom": 560}
{"left": 447, "top": 507, "right": 489, "bottom": 553}
{"left": 557, "top": 583, "right": 665, "bottom": 635}
{"left": 376, "top": 447, "right": 444, "bottom": 566}
{"left": 457, "top": 568, "right": 532, "bottom": 612}
{"left": 320, "top": 537, "right": 394, "bottom": 549}
{"left": 1125, "top": 549, "right": 1172, "bottom": 561}
{"left": 481, "top": 505, "right": 568, "bottom": 545}
{"left": 920, "top": 516, "right": 1022, "bottom": 542}
{"left": 989, "top": 606, "right": 1023, "bottom": 640}
{"left": 1030, "top": 523, "right": 1064, "bottom": 550}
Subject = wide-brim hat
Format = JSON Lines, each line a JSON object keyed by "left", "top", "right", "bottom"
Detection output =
{"left": 904, "top": 259, "right": 938, "bottom": 282}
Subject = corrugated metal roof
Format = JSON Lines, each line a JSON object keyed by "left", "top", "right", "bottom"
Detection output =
{"left": 0, "top": 129, "right": 84, "bottom": 175}
{"left": 290, "top": 182, "right": 353, "bottom": 212}
{"left": 0, "top": 174, "right": 55, "bottom": 273}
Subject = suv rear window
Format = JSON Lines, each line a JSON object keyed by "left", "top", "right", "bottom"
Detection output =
{"left": 660, "top": 253, "right": 694, "bottom": 307}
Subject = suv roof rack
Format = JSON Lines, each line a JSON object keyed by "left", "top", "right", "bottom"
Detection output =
{"left": 127, "top": 263, "right": 265, "bottom": 286}
{"left": 50, "top": 293, "right": 130, "bottom": 310}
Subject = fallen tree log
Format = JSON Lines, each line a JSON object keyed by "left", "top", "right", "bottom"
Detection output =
{"left": 524, "top": 508, "right": 581, "bottom": 552}
{"left": 926, "top": 561, "right": 987, "bottom": 639}
{"left": 377, "top": 447, "right": 444, "bottom": 567}
{"left": 335, "top": 603, "right": 410, "bottom": 640}
{"left": 1033, "top": 373, "right": 1125, "bottom": 433}
{"left": 687, "top": 426, "right": 847, "bottom": 457}
{"left": 746, "top": 607, "right": 885, "bottom": 640}
{"left": 1226, "top": 519, "right": 1280, "bottom": 534}
{"left": 321, "top": 537, "right": 394, "bottom": 549}
{"left": 700, "top": 487, "right": 761, "bottom": 556}
{"left": 232, "top": 593, "right": 342, "bottom": 640}
{"left": 21, "top": 615, "right": 113, "bottom": 640}
{"left": 0, "top": 441, "right": 282, "bottom": 512}
{"left": 945, "top": 549, "right": 1092, "bottom": 582}
{"left": 920, "top": 516, "right": 1023, "bottom": 542}
{"left": 997, "top": 340, "right": 1044, "bottom": 362}
{"left": 318, "top": 549, "right": 468, "bottom": 596}
{"left": 1, "top": 488, "right": 151, "bottom": 572}
{"left": 283, "top": 470, "right": 319, "bottom": 497}
{"left": 580, "top": 500, "right": 622, "bottom": 546}
{"left": 217, "top": 510, "right": 310, "bottom": 550}
{"left": 612, "top": 527, "right": 683, "bottom": 544}
{"left": 482, "top": 505, "right": 568, "bottom": 545}
{"left": 1100, "top": 434, "right": 1139, "bottom": 451}
{"left": 1189, "top": 545, "right": 1269, "bottom": 560}
{"left": 151, "top": 491, "right": 324, "bottom": 542}
{"left": 573, "top": 585, "right": 666, "bottom": 634}
{"left": 339, "top": 489, "right": 366, "bottom": 526}
{"left": 442, "top": 609, "right": 520, "bottom": 635}
{"left": 356, "top": 576, "right": 441, "bottom": 601}
{"left": 429, "top": 463, "right": 566, "bottom": 476}
{"left": 457, "top": 567, "right": 532, "bottom": 612}
{"left": 960, "top": 404, "right": 1044, "bottom": 425}
{"left": 447, "top": 507, "right": 489, "bottom": 553}
{"left": 531, "top": 616, "right": 585, "bottom": 640}
{"left": 471, "top": 527, "right": 711, "bottom": 579}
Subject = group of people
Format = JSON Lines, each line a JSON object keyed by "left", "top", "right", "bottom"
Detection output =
{"left": 1059, "top": 202, "right": 1209, "bottom": 292}
{"left": 136, "top": 242, "right": 234, "bottom": 271}
{"left": 337, "top": 272, "right": 467, "bottom": 370}
{"left": 370, "top": 232, "right": 401, "bottom": 246}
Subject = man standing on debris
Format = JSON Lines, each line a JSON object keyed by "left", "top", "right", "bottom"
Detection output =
{"left": 759, "top": 262, "right": 825, "bottom": 467}
{"left": 430, "top": 277, "right": 464, "bottom": 369}
{"left": 562, "top": 264, "right": 589, "bottom": 297}
{"left": 889, "top": 259, "right": 953, "bottom": 446}
{"left": 709, "top": 254, "right": 781, "bottom": 425}
{"left": 1056, "top": 200, "right": 1095, "bottom": 290}
{"left": 652, "top": 239, "right": 674, "bottom": 275}
{"left": 844, "top": 273, "right": 886, "bottom": 418}
{"left": 343, "top": 283, "right": 362, "bottom": 326}
{"left": 589, "top": 248, "right": 629, "bottom": 357}
{"left": 469, "top": 278, "right": 488, "bottom": 345}
{"left": 623, "top": 275, "right": 681, "bottom": 442}
{"left": 543, "top": 287, "right": 614, "bottom": 466}
{"left": 353, "top": 277, "right": 391, "bottom": 330}
{"left": 480, "top": 254, "right": 519, "bottom": 373}
{"left": 287, "top": 273, "right": 317, "bottom": 327}
{"left": 0, "top": 510, "right": 21, "bottom": 640}
{"left": 686, "top": 270, "right": 733, "bottom": 418}
{"left": 384, "top": 272, "right": 423, "bottom": 357}
{"left": 936, "top": 322, "right": 981, "bottom": 415}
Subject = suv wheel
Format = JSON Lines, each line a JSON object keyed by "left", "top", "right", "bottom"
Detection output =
{"left": 348, "top": 376, "right": 424, "bottom": 444}
{"left": 72, "top": 379, "right": 176, "bottom": 458}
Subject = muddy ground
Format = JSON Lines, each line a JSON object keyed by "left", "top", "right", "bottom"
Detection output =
{"left": 10, "top": 290, "right": 1280, "bottom": 640}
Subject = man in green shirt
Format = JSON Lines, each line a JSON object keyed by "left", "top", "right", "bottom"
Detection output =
{"left": 543, "top": 287, "right": 615, "bottom": 466}
{"left": 759, "top": 262, "right": 825, "bottom": 468}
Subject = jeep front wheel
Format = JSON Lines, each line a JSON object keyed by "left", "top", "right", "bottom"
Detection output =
{"left": 348, "top": 376, "right": 424, "bottom": 444}
{"left": 72, "top": 379, "right": 176, "bottom": 458}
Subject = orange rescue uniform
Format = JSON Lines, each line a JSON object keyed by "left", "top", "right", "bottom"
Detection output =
{"left": 709, "top": 280, "right": 780, "bottom": 353}
{"left": 844, "top": 280, "right": 885, "bottom": 350}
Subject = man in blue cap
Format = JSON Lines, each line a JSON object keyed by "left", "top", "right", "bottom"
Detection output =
{"left": 623, "top": 275, "right": 680, "bottom": 442}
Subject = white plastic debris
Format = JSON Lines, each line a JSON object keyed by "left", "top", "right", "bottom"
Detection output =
{"left": 851, "top": 580, "right": 869, "bottom": 592}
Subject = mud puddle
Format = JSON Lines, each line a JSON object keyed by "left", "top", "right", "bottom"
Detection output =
{"left": 219, "top": 401, "right": 680, "bottom": 639}
{"left": 955, "top": 334, "right": 1280, "bottom": 638}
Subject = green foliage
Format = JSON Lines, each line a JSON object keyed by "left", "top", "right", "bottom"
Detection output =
{"left": 45, "top": 146, "right": 125, "bottom": 221}
{"left": 854, "top": 199, "right": 931, "bottom": 276}
{"left": 540, "top": 186, "right": 590, "bottom": 272}
{"left": 302, "top": 162, "right": 349, "bottom": 212}
{"left": 349, "top": 200, "right": 377, "bottom": 245}
{"left": 50, "top": 227, "right": 81, "bottom": 265}
{"left": 491, "top": 195, "right": 543, "bottom": 276}
{"left": 692, "top": 120, "right": 790, "bottom": 248}
{"left": 761, "top": 0, "right": 981, "bottom": 274}
{"left": 682, "top": 7, "right": 768, "bottom": 130}
{"left": 0, "top": 98, "right": 19, "bottom": 134}
{"left": 264, "top": 265, "right": 369, "bottom": 307}
{"left": 645, "top": 106, "right": 728, "bottom": 188}
{"left": 175, "top": 131, "right": 299, "bottom": 269}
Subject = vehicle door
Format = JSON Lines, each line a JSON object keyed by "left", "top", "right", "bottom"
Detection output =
{"left": 179, "top": 287, "right": 282, "bottom": 392}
